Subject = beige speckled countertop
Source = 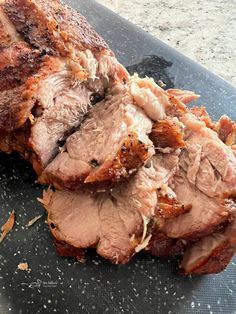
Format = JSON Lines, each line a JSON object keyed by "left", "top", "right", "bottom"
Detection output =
{"left": 96, "top": 0, "right": 236, "bottom": 86}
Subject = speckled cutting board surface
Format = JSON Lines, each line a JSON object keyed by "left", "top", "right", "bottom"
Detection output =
{"left": 1, "top": 1, "right": 236, "bottom": 313}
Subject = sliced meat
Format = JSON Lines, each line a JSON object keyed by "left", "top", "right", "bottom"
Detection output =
{"left": 181, "top": 203, "right": 236, "bottom": 274}
{"left": 157, "top": 112, "right": 236, "bottom": 240}
{"left": 43, "top": 188, "right": 139, "bottom": 263}
{"left": 2, "top": 0, "right": 108, "bottom": 55}
{"left": 180, "top": 113, "right": 236, "bottom": 198}
{"left": 42, "top": 162, "right": 159, "bottom": 263}
{"left": 150, "top": 118, "right": 185, "bottom": 150}
{"left": 161, "top": 170, "right": 231, "bottom": 239}
{"left": 40, "top": 83, "right": 155, "bottom": 190}
{"left": 215, "top": 115, "right": 236, "bottom": 146}
{"left": 42, "top": 152, "right": 182, "bottom": 263}
{"left": 28, "top": 70, "right": 92, "bottom": 168}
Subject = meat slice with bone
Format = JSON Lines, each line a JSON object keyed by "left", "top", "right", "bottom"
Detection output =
{"left": 40, "top": 82, "right": 155, "bottom": 190}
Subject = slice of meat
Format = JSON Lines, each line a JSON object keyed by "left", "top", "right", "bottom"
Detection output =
{"left": 150, "top": 118, "right": 185, "bottom": 150}
{"left": 181, "top": 203, "right": 236, "bottom": 274}
{"left": 180, "top": 113, "right": 236, "bottom": 198}
{"left": 43, "top": 188, "right": 140, "bottom": 264}
{"left": 42, "top": 161, "right": 158, "bottom": 264}
{"left": 2, "top": 0, "right": 109, "bottom": 55}
{"left": 161, "top": 170, "right": 231, "bottom": 239}
{"left": 40, "top": 83, "right": 155, "bottom": 190}
{"left": 28, "top": 70, "right": 92, "bottom": 168}
{"left": 157, "top": 112, "right": 236, "bottom": 240}
{"left": 215, "top": 115, "right": 236, "bottom": 146}
{"left": 42, "top": 153, "right": 182, "bottom": 263}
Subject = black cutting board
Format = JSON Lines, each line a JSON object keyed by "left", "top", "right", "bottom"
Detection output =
{"left": 1, "top": 1, "right": 236, "bottom": 313}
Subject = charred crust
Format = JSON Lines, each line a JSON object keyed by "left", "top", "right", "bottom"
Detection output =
{"left": 150, "top": 119, "right": 185, "bottom": 150}
{"left": 90, "top": 159, "right": 99, "bottom": 168}
{"left": 50, "top": 222, "right": 55, "bottom": 229}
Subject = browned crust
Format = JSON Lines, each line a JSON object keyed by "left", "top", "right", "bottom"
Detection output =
{"left": 216, "top": 115, "right": 236, "bottom": 146}
{"left": 54, "top": 240, "right": 85, "bottom": 260}
{"left": 0, "top": 124, "right": 29, "bottom": 154}
{"left": 2, "top": 0, "right": 109, "bottom": 55}
{"left": 0, "top": 126, "right": 45, "bottom": 175}
{"left": 85, "top": 133, "right": 151, "bottom": 185}
{"left": 0, "top": 42, "right": 43, "bottom": 91}
{"left": 0, "top": 54, "right": 62, "bottom": 131}
{"left": 180, "top": 240, "right": 236, "bottom": 274}
{"left": 150, "top": 119, "right": 185, "bottom": 149}
{"left": 148, "top": 232, "right": 186, "bottom": 258}
{"left": 0, "top": 19, "right": 12, "bottom": 48}
{"left": 0, "top": 85, "right": 37, "bottom": 131}
{"left": 155, "top": 194, "right": 191, "bottom": 219}
{"left": 40, "top": 132, "right": 151, "bottom": 190}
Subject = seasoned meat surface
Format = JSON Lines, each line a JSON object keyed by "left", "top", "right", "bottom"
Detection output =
{"left": 2, "top": 0, "right": 108, "bottom": 55}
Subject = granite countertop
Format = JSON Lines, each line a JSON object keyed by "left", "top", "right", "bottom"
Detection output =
{"left": 96, "top": 0, "right": 236, "bottom": 86}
